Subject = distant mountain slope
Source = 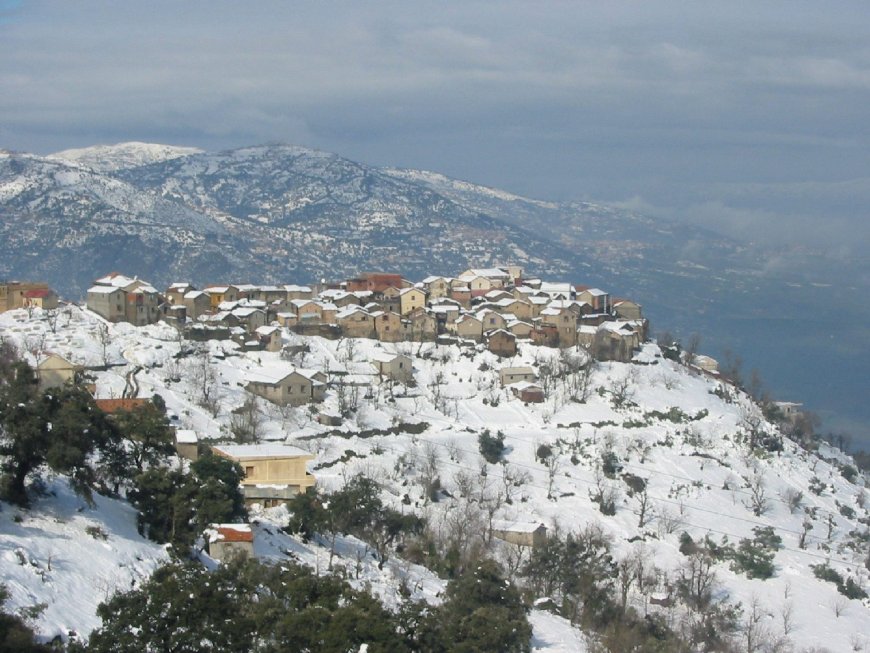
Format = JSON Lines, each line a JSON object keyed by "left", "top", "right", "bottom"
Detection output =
{"left": 2, "top": 142, "right": 869, "bottom": 445}
{"left": 48, "top": 141, "right": 203, "bottom": 173}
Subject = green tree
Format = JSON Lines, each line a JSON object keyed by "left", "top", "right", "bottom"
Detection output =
{"left": 111, "top": 402, "right": 175, "bottom": 472}
{"left": 0, "top": 585, "right": 51, "bottom": 653}
{"left": 434, "top": 559, "right": 531, "bottom": 653}
{"left": 0, "top": 369, "right": 116, "bottom": 505}
{"left": 128, "top": 467, "right": 195, "bottom": 547}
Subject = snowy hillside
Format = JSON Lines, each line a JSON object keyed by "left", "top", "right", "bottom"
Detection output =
{"left": 1, "top": 305, "right": 868, "bottom": 650}
{"left": 48, "top": 142, "right": 203, "bottom": 172}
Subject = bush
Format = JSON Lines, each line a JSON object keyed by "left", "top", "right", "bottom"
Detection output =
{"left": 812, "top": 564, "right": 868, "bottom": 600}
{"left": 478, "top": 430, "right": 505, "bottom": 465}
{"left": 729, "top": 527, "right": 781, "bottom": 580}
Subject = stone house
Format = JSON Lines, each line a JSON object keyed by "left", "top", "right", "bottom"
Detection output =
{"left": 613, "top": 299, "right": 642, "bottom": 320}
{"left": 371, "top": 352, "right": 413, "bottom": 383}
{"left": 403, "top": 308, "right": 437, "bottom": 341}
{"left": 86, "top": 284, "right": 128, "bottom": 322}
{"left": 183, "top": 290, "right": 211, "bottom": 320}
{"left": 165, "top": 282, "right": 195, "bottom": 306}
{"left": 491, "top": 520, "right": 547, "bottom": 547}
{"left": 476, "top": 309, "right": 507, "bottom": 332}
{"left": 509, "top": 381, "right": 545, "bottom": 403}
{"left": 245, "top": 366, "right": 327, "bottom": 406}
{"left": 211, "top": 443, "right": 316, "bottom": 507}
{"left": 398, "top": 287, "right": 426, "bottom": 315}
{"left": 486, "top": 329, "right": 517, "bottom": 357}
{"left": 205, "top": 524, "right": 254, "bottom": 560}
{"left": 22, "top": 288, "right": 59, "bottom": 310}
{"left": 36, "top": 353, "right": 80, "bottom": 391}
{"left": 499, "top": 366, "right": 536, "bottom": 387}
{"left": 1, "top": 281, "right": 51, "bottom": 312}
{"left": 284, "top": 285, "right": 314, "bottom": 301}
{"left": 174, "top": 429, "right": 199, "bottom": 461}
{"left": 448, "top": 285, "right": 472, "bottom": 307}
{"left": 336, "top": 306, "right": 376, "bottom": 338}
{"left": 203, "top": 285, "right": 240, "bottom": 309}
{"left": 575, "top": 287, "right": 611, "bottom": 313}
{"left": 506, "top": 319, "right": 534, "bottom": 339}
{"left": 453, "top": 314, "right": 483, "bottom": 341}
{"left": 373, "top": 310, "right": 403, "bottom": 342}
{"left": 540, "top": 306, "right": 577, "bottom": 347}
{"left": 421, "top": 276, "right": 451, "bottom": 299}
{"left": 254, "top": 325, "right": 283, "bottom": 352}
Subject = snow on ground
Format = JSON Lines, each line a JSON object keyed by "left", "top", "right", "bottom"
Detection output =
{"left": 1, "top": 305, "right": 868, "bottom": 648}
{"left": 0, "top": 475, "right": 168, "bottom": 641}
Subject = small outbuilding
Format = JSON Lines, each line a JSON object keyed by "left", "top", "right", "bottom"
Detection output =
{"left": 205, "top": 523, "right": 254, "bottom": 560}
{"left": 491, "top": 520, "right": 547, "bottom": 547}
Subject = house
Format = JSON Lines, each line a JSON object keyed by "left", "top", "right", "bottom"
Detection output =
{"left": 165, "top": 282, "right": 195, "bottom": 305}
{"left": 371, "top": 352, "right": 413, "bottom": 383}
{"left": 491, "top": 520, "right": 547, "bottom": 547}
{"left": 254, "top": 325, "right": 283, "bottom": 352}
{"left": 336, "top": 305, "right": 376, "bottom": 338}
{"left": 421, "top": 276, "right": 452, "bottom": 299}
{"left": 491, "top": 298, "right": 533, "bottom": 321}
{"left": 284, "top": 284, "right": 314, "bottom": 301}
{"left": 499, "top": 366, "right": 536, "bottom": 387}
{"left": 212, "top": 443, "right": 316, "bottom": 506}
{"left": 476, "top": 309, "right": 507, "bottom": 332}
{"left": 175, "top": 430, "right": 199, "bottom": 461}
{"left": 509, "top": 381, "right": 545, "bottom": 403}
{"left": 458, "top": 268, "right": 512, "bottom": 290}
{"left": 346, "top": 272, "right": 405, "bottom": 294}
{"left": 245, "top": 366, "right": 327, "bottom": 406}
{"left": 613, "top": 299, "right": 643, "bottom": 320}
{"left": 22, "top": 288, "right": 59, "bottom": 310}
{"left": 0, "top": 281, "right": 51, "bottom": 312}
{"left": 486, "top": 329, "right": 517, "bottom": 357}
{"left": 373, "top": 310, "right": 403, "bottom": 342}
{"left": 36, "top": 353, "right": 80, "bottom": 391}
{"left": 398, "top": 287, "right": 426, "bottom": 315}
{"left": 203, "top": 285, "right": 240, "bottom": 309}
{"left": 539, "top": 306, "right": 577, "bottom": 347}
{"left": 691, "top": 354, "right": 719, "bottom": 374}
{"left": 183, "top": 290, "right": 211, "bottom": 320}
{"left": 403, "top": 308, "right": 437, "bottom": 341}
{"left": 86, "top": 285, "right": 127, "bottom": 322}
{"left": 453, "top": 314, "right": 483, "bottom": 341}
{"left": 124, "top": 284, "right": 163, "bottom": 326}
{"left": 575, "top": 286, "right": 611, "bottom": 313}
{"left": 205, "top": 524, "right": 254, "bottom": 560}
{"left": 592, "top": 321, "right": 642, "bottom": 362}
{"left": 506, "top": 319, "right": 534, "bottom": 339}
{"left": 448, "top": 285, "right": 472, "bottom": 307}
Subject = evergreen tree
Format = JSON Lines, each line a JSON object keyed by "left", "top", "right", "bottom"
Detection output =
{"left": 0, "top": 585, "right": 51, "bottom": 653}
{"left": 0, "top": 370, "right": 116, "bottom": 505}
{"left": 110, "top": 401, "right": 175, "bottom": 472}
{"left": 434, "top": 559, "right": 531, "bottom": 653}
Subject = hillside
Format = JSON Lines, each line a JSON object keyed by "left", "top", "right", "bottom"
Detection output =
{"left": 1, "top": 304, "right": 867, "bottom": 650}
{"left": 3, "top": 141, "right": 868, "bottom": 451}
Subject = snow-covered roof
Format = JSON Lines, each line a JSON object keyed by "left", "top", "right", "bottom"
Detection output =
{"left": 460, "top": 268, "right": 510, "bottom": 279}
{"left": 87, "top": 285, "right": 123, "bottom": 295}
{"left": 175, "top": 430, "right": 198, "bottom": 444}
{"left": 212, "top": 443, "right": 312, "bottom": 459}
{"left": 491, "top": 519, "right": 546, "bottom": 533}
{"left": 184, "top": 290, "right": 207, "bottom": 299}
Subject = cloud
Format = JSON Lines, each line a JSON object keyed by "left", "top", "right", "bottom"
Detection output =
{"left": 1, "top": 0, "right": 869, "bottom": 262}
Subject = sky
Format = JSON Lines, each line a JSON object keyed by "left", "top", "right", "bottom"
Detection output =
{"left": 1, "top": 0, "right": 869, "bottom": 257}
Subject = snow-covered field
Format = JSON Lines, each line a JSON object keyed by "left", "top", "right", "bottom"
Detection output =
{"left": 1, "top": 305, "right": 868, "bottom": 650}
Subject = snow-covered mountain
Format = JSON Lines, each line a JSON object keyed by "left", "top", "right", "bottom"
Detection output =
{"left": 48, "top": 141, "right": 203, "bottom": 173}
{"left": 1, "top": 305, "right": 867, "bottom": 650}
{"left": 2, "top": 141, "right": 869, "bottom": 451}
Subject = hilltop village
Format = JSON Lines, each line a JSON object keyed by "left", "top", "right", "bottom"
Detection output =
{"left": 6, "top": 265, "right": 868, "bottom": 653}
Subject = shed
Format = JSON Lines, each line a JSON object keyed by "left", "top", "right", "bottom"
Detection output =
{"left": 205, "top": 524, "right": 254, "bottom": 560}
{"left": 491, "top": 520, "right": 547, "bottom": 547}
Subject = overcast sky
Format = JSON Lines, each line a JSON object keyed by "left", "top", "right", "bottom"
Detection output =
{"left": 2, "top": 0, "right": 869, "bottom": 258}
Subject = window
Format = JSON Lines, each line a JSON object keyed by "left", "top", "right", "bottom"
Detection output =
{"left": 245, "top": 466, "right": 255, "bottom": 477}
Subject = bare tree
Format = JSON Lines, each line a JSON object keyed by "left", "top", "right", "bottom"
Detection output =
{"left": 230, "top": 395, "right": 263, "bottom": 443}
{"left": 609, "top": 370, "right": 636, "bottom": 408}
{"left": 745, "top": 471, "right": 770, "bottom": 516}
{"left": 186, "top": 344, "right": 220, "bottom": 415}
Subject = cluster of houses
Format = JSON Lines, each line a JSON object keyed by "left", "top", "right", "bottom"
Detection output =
{"left": 85, "top": 267, "right": 648, "bottom": 363}
{"left": 0, "top": 281, "right": 59, "bottom": 312}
